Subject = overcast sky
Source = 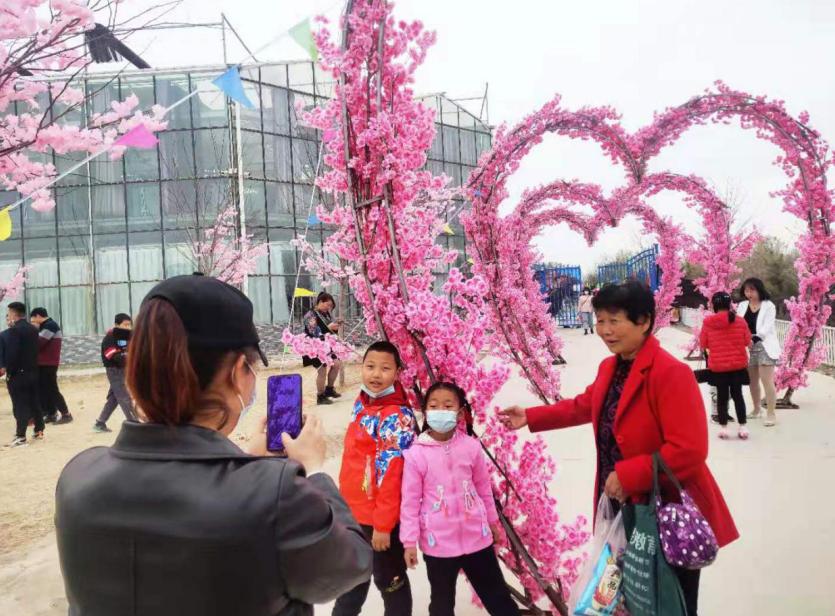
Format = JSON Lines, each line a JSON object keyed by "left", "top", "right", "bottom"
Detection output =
{"left": 126, "top": 0, "right": 834, "bottom": 273}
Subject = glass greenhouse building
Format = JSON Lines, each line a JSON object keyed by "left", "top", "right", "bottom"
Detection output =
{"left": 0, "top": 61, "right": 492, "bottom": 336}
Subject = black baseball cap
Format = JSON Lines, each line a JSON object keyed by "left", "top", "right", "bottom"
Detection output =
{"left": 144, "top": 274, "right": 268, "bottom": 366}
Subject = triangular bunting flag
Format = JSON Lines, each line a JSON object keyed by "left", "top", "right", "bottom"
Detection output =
{"left": 442, "top": 223, "right": 455, "bottom": 235}
{"left": 211, "top": 66, "right": 255, "bottom": 109}
{"left": 294, "top": 287, "right": 316, "bottom": 298}
{"left": 115, "top": 124, "right": 159, "bottom": 149}
{"left": 0, "top": 207, "right": 12, "bottom": 242}
{"left": 307, "top": 213, "right": 321, "bottom": 226}
{"left": 289, "top": 18, "right": 318, "bottom": 62}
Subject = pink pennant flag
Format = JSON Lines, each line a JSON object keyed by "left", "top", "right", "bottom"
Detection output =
{"left": 115, "top": 124, "right": 159, "bottom": 149}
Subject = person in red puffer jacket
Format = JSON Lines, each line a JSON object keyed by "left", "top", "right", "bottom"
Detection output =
{"left": 700, "top": 292, "right": 752, "bottom": 440}
{"left": 333, "top": 341, "right": 417, "bottom": 616}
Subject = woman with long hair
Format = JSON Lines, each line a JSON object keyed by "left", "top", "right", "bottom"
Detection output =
{"left": 737, "top": 277, "right": 781, "bottom": 426}
{"left": 55, "top": 274, "right": 371, "bottom": 615}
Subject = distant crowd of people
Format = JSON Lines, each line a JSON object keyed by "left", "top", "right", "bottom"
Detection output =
{"left": 1, "top": 305, "right": 137, "bottom": 447}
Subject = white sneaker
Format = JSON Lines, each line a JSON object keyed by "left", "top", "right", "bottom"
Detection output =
{"left": 8, "top": 436, "right": 27, "bottom": 448}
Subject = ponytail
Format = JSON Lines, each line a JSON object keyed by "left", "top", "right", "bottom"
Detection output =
{"left": 126, "top": 298, "right": 257, "bottom": 427}
{"left": 710, "top": 291, "right": 735, "bottom": 323}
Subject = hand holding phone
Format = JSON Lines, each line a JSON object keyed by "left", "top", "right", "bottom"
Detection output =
{"left": 282, "top": 415, "right": 326, "bottom": 474}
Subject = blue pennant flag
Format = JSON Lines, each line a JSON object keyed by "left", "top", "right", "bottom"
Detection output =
{"left": 307, "top": 213, "right": 321, "bottom": 226}
{"left": 212, "top": 66, "right": 255, "bottom": 109}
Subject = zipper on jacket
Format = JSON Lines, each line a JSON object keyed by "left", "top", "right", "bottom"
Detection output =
{"left": 362, "top": 455, "right": 373, "bottom": 499}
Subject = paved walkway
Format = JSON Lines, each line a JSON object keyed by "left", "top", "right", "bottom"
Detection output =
{"left": 1, "top": 327, "right": 833, "bottom": 615}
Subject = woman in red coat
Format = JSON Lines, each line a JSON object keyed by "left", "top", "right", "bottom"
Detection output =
{"left": 700, "top": 291, "right": 752, "bottom": 440}
{"left": 500, "top": 281, "right": 737, "bottom": 616}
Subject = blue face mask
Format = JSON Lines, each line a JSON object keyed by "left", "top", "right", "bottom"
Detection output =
{"left": 361, "top": 384, "right": 396, "bottom": 399}
{"left": 426, "top": 410, "right": 459, "bottom": 434}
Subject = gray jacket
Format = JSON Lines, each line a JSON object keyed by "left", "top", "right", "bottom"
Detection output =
{"left": 55, "top": 422, "right": 372, "bottom": 616}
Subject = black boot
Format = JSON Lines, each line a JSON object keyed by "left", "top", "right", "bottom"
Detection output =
{"left": 324, "top": 386, "right": 341, "bottom": 399}
{"left": 317, "top": 393, "right": 333, "bottom": 405}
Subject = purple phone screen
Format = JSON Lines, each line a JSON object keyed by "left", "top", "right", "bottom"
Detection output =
{"left": 267, "top": 374, "right": 303, "bottom": 452}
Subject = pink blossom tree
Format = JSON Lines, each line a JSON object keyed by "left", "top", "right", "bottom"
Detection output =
{"left": 0, "top": 266, "right": 27, "bottom": 303}
{"left": 282, "top": 1, "right": 589, "bottom": 611}
{"left": 1, "top": 0, "right": 168, "bottom": 212}
{"left": 187, "top": 204, "right": 269, "bottom": 288}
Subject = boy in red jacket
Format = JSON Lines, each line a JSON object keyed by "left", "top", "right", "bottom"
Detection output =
{"left": 700, "top": 292, "right": 752, "bottom": 440}
{"left": 333, "top": 341, "right": 416, "bottom": 616}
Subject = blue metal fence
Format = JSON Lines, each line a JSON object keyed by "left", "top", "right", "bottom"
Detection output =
{"left": 534, "top": 264, "right": 583, "bottom": 327}
{"left": 598, "top": 245, "right": 660, "bottom": 291}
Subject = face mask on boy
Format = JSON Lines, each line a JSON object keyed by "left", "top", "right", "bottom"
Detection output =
{"left": 361, "top": 384, "right": 396, "bottom": 399}
{"left": 426, "top": 410, "right": 459, "bottom": 433}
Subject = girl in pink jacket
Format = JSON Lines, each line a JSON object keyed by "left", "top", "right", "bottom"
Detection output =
{"left": 400, "top": 383, "right": 519, "bottom": 616}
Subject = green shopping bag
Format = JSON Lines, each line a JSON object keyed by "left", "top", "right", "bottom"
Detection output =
{"left": 621, "top": 455, "right": 688, "bottom": 616}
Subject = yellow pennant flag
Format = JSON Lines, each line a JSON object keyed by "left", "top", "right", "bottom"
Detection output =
{"left": 0, "top": 207, "right": 12, "bottom": 242}
{"left": 442, "top": 223, "right": 454, "bottom": 236}
{"left": 294, "top": 287, "right": 316, "bottom": 298}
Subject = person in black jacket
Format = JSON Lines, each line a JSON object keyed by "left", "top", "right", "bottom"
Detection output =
{"left": 1, "top": 302, "right": 42, "bottom": 447}
{"left": 93, "top": 313, "right": 136, "bottom": 432}
{"left": 55, "top": 274, "right": 372, "bottom": 616}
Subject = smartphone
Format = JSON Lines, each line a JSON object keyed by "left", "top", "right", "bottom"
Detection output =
{"left": 266, "top": 374, "right": 303, "bottom": 453}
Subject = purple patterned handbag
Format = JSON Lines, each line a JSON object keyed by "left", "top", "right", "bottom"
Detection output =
{"left": 653, "top": 453, "right": 719, "bottom": 570}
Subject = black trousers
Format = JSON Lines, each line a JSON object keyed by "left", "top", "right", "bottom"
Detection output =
{"left": 673, "top": 567, "right": 701, "bottom": 616}
{"left": 332, "top": 524, "right": 411, "bottom": 616}
{"left": 423, "top": 546, "right": 520, "bottom": 616}
{"left": 8, "top": 370, "right": 43, "bottom": 438}
{"left": 38, "top": 365, "right": 69, "bottom": 418}
{"left": 717, "top": 382, "right": 746, "bottom": 426}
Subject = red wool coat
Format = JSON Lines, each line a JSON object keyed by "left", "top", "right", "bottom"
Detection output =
{"left": 526, "top": 335, "right": 739, "bottom": 548}
{"left": 699, "top": 312, "right": 752, "bottom": 373}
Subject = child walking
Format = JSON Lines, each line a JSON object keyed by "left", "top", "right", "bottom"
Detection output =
{"left": 333, "top": 341, "right": 417, "bottom": 616}
{"left": 700, "top": 292, "right": 752, "bottom": 440}
{"left": 400, "top": 382, "right": 520, "bottom": 616}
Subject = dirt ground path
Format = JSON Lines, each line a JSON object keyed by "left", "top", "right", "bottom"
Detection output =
{"left": 0, "top": 362, "right": 363, "bottom": 559}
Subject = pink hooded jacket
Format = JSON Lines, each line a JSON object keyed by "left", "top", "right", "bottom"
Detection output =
{"left": 399, "top": 430, "right": 500, "bottom": 558}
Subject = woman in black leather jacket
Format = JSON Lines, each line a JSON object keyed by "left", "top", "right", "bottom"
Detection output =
{"left": 55, "top": 274, "right": 372, "bottom": 616}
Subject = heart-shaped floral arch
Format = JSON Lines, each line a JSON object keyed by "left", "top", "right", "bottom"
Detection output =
{"left": 465, "top": 86, "right": 834, "bottom": 401}
{"left": 285, "top": 1, "right": 834, "bottom": 611}
{"left": 468, "top": 178, "right": 688, "bottom": 402}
